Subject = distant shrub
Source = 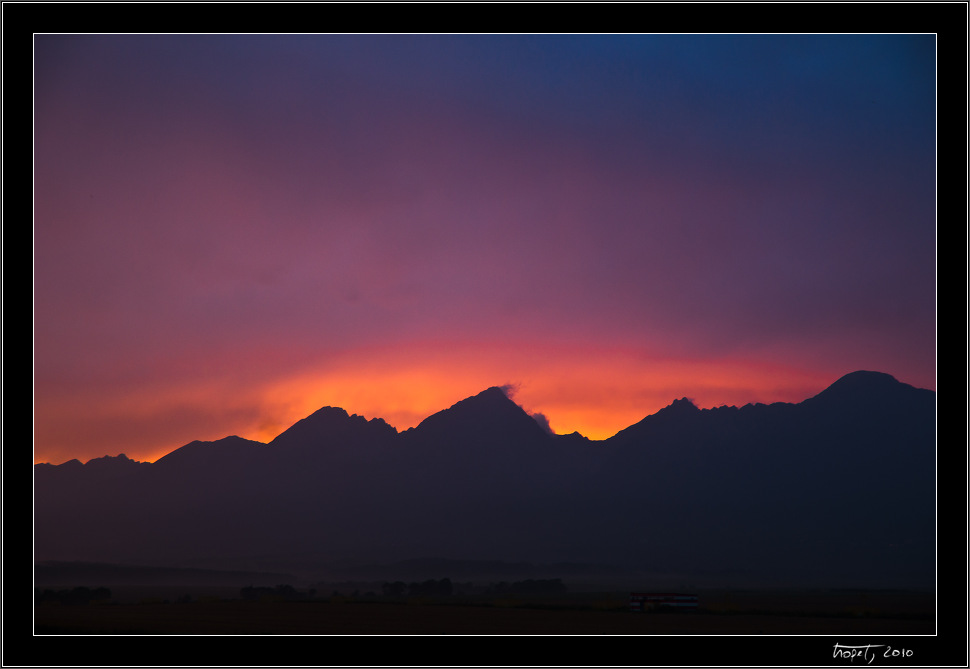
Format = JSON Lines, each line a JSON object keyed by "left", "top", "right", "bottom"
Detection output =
{"left": 36, "top": 586, "right": 111, "bottom": 605}
{"left": 382, "top": 581, "right": 407, "bottom": 597}
{"left": 487, "top": 579, "right": 567, "bottom": 595}
{"left": 407, "top": 578, "right": 452, "bottom": 597}
{"left": 240, "top": 584, "right": 305, "bottom": 602}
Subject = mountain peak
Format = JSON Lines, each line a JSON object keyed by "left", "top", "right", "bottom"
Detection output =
{"left": 808, "top": 370, "right": 920, "bottom": 405}
{"left": 830, "top": 369, "right": 900, "bottom": 388}
{"left": 269, "top": 405, "right": 396, "bottom": 449}
{"left": 419, "top": 386, "right": 523, "bottom": 419}
{"left": 82, "top": 453, "right": 151, "bottom": 470}
{"left": 661, "top": 397, "right": 700, "bottom": 414}
{"left": 458, "top": 385, "right": 519, "bottom": 408}
{"left": 606, "top": 396, "right": 701, "bottom": 443}
{"left": 85, "top": 453, "right": 132, "bottom": 465}
{"left": 409, "top": 386, "right": 549, "bottom": 443}
{"left": 153, "top": 435, "right": 266, "bottom": 469}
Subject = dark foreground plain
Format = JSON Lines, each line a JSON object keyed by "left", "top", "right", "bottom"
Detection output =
{"left": 35, "top": 589, "right": 934, "bottom": 635}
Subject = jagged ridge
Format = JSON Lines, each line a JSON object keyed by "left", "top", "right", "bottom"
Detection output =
{"left": 33, "top": 371, "right": 936, "bottom": 590}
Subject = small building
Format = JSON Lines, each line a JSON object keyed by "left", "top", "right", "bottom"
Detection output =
{"left": 629, "top": 592, "right": 698, "bottom": 612}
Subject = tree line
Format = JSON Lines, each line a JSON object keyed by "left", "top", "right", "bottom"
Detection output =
{"left": 36, "top": 586, "right": 112, "bottom": 605}
{"left": 381, "top": 578, "right": 453, "bottom": 597}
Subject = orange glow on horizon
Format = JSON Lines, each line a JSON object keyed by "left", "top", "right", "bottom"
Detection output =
{"left": 34, "top": 340, "right": 862, "bottom": 465}
{"left": 238, "top": 342, "right": 836, "bottom": 444}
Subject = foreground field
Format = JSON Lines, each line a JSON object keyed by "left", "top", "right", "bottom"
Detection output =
{"left": 35, "top": 591, "right": 935, "bottom": 635}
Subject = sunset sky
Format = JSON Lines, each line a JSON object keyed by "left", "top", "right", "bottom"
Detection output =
{"left": 33, "top": 34, "right": 937, "bottom": 465}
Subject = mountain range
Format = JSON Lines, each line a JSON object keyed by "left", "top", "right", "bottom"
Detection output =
{"left": 34, "top": 371, "right": 936, "bottom": 589}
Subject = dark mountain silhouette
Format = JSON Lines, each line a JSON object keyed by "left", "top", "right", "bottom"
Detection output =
{"left": 153, "top": 435, "right": 267, "bottom": 471}
{"left": 268, "top": 407, "right": 397, "bottom": 451}
{"left": 34, "top": 371, "right": 936, "bottom": 589}
{"left": 405, "top": 386, "right": 550, "bottom": 444}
